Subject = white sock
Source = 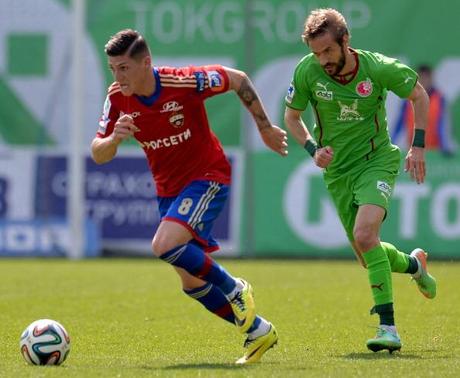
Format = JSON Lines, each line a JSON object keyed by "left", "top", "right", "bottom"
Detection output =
{"left": 380, "top": 324, "right": 397, "bottom": 334}
{"left": 247, "top": 318, "right": 271, "bottom": 340}
{"left": 226, "top": 279, "right": 244, "bottom": 300}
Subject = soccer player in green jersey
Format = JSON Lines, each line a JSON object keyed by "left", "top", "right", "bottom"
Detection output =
{"left": 284, "top": 8, "right": 437, "bottom": 353}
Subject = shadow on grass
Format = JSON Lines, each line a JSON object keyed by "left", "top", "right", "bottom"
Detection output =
{"left": 341, "top": 352, "right": 422, "bottom": 360}
{"left": 163, "top": 363, "right": 247, "bottom": 370}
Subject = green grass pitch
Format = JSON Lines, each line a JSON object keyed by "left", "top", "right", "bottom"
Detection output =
{"left": 0, "top": 258, "right": 459, "bottom": 377}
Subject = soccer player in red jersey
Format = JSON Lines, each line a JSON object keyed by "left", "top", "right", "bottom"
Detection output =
{"left": 91, "top": 29, "right": 287, "bottom": 364}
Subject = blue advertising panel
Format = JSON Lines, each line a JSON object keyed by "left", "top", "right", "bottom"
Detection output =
{"left": 34, "top": 151, "right": 241, "bottom": 255}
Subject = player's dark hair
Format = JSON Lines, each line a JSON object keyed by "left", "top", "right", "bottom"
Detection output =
{"left": 104, "top": 29, "right": 150, "bottom": 60}
{"left": 302, "top": 8, "right": 349, "bottom": 46}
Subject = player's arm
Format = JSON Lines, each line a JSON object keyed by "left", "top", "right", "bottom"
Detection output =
{"left": 224, "top": 67, "right": 288, "bottom": 157}
{"left": 284, "top": 107, "right": 333, "bottom": 168}
{"left": 404, "top": 81, "right": 430, "bottom": 184}
{"left": 91, "top": 114, "right": 139, "bottom": 164}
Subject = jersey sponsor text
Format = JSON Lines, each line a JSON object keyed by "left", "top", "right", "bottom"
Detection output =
{"left": 139, "top": 128, "right": 192, "bottom": 150}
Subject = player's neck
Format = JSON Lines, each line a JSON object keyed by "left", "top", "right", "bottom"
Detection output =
{"left": 338, "top": 47, "right": 356, "bottom": 76}
{"left": 136, "top": 68, "right": 156, "bottom": 97}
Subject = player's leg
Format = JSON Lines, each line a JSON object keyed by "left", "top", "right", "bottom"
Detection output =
{"left": 352, "top": 240, "right": 418, "bottom": 274}
{"left": 153, "top": 181, "right": 255, "bottom": 333}
{"left": 352, "top": 150, "right": 404, "bottom": 352}
{"left": 177, "top": 266, "right": 235, "bottom": 324}
{"left": 177, "top": 266, "right": 277, "bottom": 364}
{"left": 353, "top": 205, "right": 401, "bottom": 353}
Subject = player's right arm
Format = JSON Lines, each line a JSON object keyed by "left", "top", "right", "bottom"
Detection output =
{"left": 284, "top": 107, "right": 333, "bottom": 168}
{"left": 91, "top": 114, "right": 139, "bottom": 164}
{"left": 284, "top": 63, "right": 333, "bottom": 168}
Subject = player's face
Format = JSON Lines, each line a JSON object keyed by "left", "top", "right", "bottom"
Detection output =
{"left": 108, "top": 54, "right": 151, "bottom": 96}
{"left": 309, "top": 32, "right": 347, "bottom": 76}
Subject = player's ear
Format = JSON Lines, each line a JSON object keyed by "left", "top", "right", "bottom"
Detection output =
{"left": 342, "top": 34, "right": 349, "bottom": 46}
{"left": 143, "top": 55, "right": 152, "bottom": 69}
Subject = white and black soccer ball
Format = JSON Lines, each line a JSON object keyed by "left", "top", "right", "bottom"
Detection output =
{"left": 19, "top": 319, "right": 71, "bottom": 365}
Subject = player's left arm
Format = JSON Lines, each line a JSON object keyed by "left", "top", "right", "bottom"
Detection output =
{"left": 224, "top": 67, "right": 288, "bottom": 157}
{"left": 405, "top": 81, "right": 430, "bottom": 184}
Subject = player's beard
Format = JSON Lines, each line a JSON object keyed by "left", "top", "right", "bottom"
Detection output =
{"left": 323, "top": 45, "right": 346, "bottom": 76}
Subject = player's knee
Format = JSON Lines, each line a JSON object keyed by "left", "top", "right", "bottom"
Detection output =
{"left": 151, "top": 236, "right": 175, "bottom": 257}
{"left": 353, "top": 227, "right": 377, "bottom": 252}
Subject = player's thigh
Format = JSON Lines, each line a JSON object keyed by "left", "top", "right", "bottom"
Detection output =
{"left": 327, "top": 177, "right": 357, "bottom": 241}
{"left": 159, "top": 180, "right": 229, "bottom": 248}
{"left": 152, "top": 220, "right": 194, "bottom": 254}
{"left": 353, "top": 166, "right": 398, "bottom": 220}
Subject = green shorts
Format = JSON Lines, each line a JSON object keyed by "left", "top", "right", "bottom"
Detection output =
{"left": 325, "top": 145, "right": 401, "bottom": 241}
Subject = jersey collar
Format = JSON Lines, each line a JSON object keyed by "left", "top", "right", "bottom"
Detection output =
{"left": 135, "top": 67, "right": 161, "bottom": 107}
{"left": 332, "top": 48, "right": 360, "bottom": 85}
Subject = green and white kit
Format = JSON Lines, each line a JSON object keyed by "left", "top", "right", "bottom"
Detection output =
{"left": 286, "top": 49, "right": 418, "bottom": 239}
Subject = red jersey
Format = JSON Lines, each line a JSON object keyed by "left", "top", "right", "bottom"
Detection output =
{"left": 97, "top": 65, "right": 232, "bottom": 197}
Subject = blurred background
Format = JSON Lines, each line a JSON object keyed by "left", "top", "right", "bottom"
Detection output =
{"left": 1, "top": 0, "right": 459, "bottom": 259}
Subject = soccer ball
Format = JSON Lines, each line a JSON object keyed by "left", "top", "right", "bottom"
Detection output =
{"left": 19, "top": 319, "right": 71, "bottom": 365}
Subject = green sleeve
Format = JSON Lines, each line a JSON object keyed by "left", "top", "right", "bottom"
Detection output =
{"left": 285, "top": 61, "right": 311, "bottom": 110}
{"left": 374, "top": 53, "right": 418, "bottom": 98}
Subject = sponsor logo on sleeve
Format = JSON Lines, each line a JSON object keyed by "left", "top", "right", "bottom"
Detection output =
{"left": 98, "top": 97, "right": 111, "bottom": 133}
{"left": 286, "top": 82, "right": 295, "bottom": 103}
{"left": 207, "top": 70, "right": 224, "bottom": 91}
{"left": 404, "top": 75, "right": 413, "bottom": 84}
{"left": 194, "top": 71, "right": 206, "bottom": 92}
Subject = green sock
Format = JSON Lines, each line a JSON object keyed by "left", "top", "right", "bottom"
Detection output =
{"left": 381, "top": 242, "right": 409, "bottom": 273}
{"left": 362, "top": 244, "right": 393, "bottom": 306}
{"left": 381, "top": 242, "right": 418, "bottom": 274}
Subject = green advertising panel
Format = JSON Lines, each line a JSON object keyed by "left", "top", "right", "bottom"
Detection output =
{"left": 253, "top": 151, "right": 460, "bottom": 258}
{"left": 1, "top": 0, "right": 460, "bottom": 258}
{"left": 2, "top": 0, "right": 460, "bottom": 147}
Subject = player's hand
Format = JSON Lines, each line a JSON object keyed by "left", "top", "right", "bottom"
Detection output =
{"left": 110, "top": 114, "right": 140, "bottom": 143}
{"left": 404, "top": 147, "right": 425, "bottom": 184}
{"left": 260, "top": 125, "right": 288, "bottom": 157}
{"left": 314, "top": 146, "right": 334, "bottom": 168}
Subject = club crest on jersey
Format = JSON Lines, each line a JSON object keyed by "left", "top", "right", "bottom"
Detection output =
{"left": 169, "top": 113, "right": 185, "bottom": 128}
{"left": 207, "top": 70, "right": 224, "bottom": 91}
{"left": 356, "top": 78, "right": 373, "bottom": 97}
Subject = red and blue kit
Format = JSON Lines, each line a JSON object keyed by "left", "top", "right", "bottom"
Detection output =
{"left": 97, "top": 65, "right": 232, "bottom": 197}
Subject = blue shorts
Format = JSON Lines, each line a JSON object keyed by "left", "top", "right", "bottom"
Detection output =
{"left": 158, "top": 180, "right": 229, "bottom": 253}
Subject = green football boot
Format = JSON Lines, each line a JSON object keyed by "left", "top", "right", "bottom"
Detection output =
{"left": 410, "top": 248, "right": 437, "bottom": 299}
{"left": 366, "top": 325, "right": 402, "bottom": 353}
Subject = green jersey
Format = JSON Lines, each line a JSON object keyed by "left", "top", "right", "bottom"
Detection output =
{"left": 286, "top": 49, "right": 417, "bottom": 180}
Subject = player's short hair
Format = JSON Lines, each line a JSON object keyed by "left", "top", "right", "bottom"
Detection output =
{"left": 302, "top": 8, "right": 349, "bottom": 45}
{"left": 104, "top": 29, "right": 150, "bottom": 60}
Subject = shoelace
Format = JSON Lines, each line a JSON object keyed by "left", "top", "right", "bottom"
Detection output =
{"left": 231, "top": 291, "right": 246, "bottom": 312}
{"left": 243, "top": 338, "right": 255, "bottom": 348}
